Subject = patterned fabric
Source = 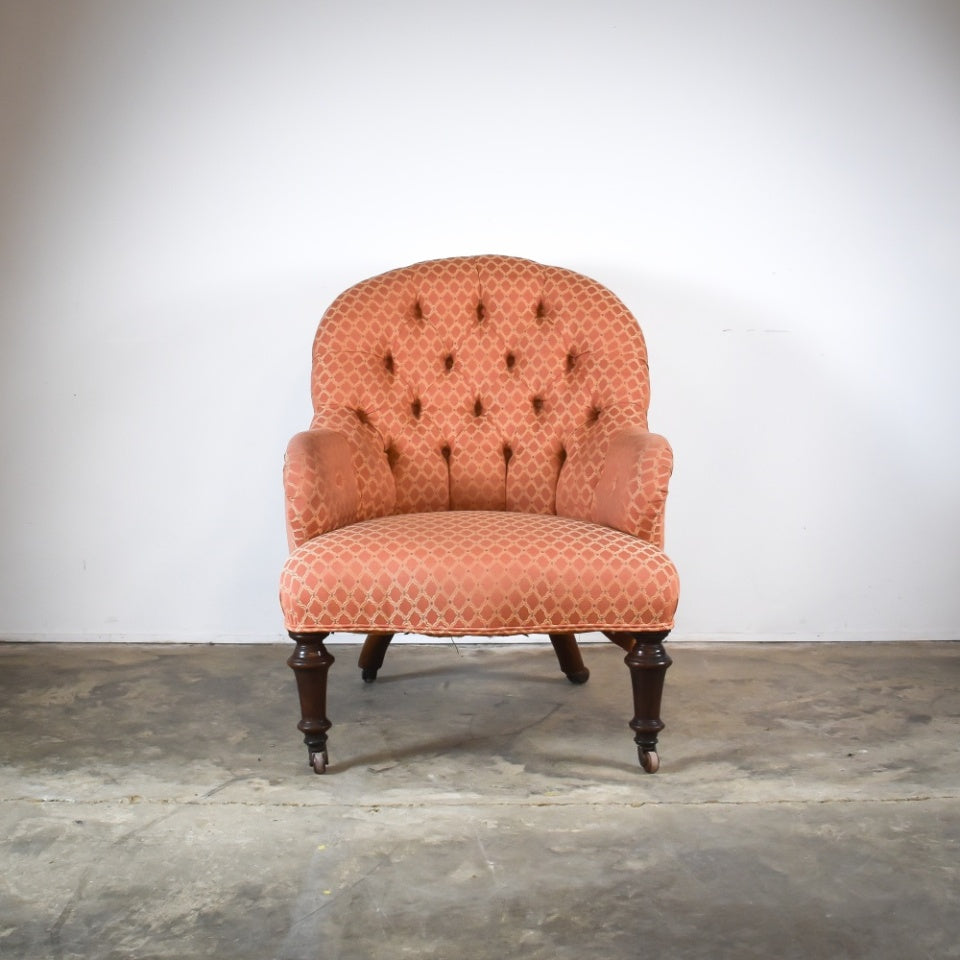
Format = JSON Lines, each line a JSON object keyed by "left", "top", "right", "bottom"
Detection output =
{"left": 283, "top": 430, "right": 357, "bottom": 550}
{"left": 280, "top": 256, "right": 678, "bottom": 637}
{"left": 280, "top": 511, "right": 679, "bottom": 635}
{"left": 568, "top": 424, "right": 674, "bottom": 549}
{"left": 306, "top": 255, "right": 654, "bottom": 524}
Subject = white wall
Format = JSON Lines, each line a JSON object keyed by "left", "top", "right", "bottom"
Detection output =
{"left": 1, "top": 0, "right": 958, "bottom": 643}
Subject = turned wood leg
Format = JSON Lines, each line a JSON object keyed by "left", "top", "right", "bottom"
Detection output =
{"left": 621, "top": 630, "right": 672, "bottom": 773}
{"left": 357, "top": 632, "right": 394, "bottom": 683}
{"left": 287, "top": 632, "right": 335, "bottom": 774}
{"left": 549, "top": 633, "right": 590, "bottom": 684}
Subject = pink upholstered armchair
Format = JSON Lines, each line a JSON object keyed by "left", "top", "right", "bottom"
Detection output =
{"left": 279, "top": 256, "right": 679, "bottom": 774}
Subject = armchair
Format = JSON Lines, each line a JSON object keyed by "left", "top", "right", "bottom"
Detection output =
{"left": 279, "top": 256, "right": 679, "bottom": 773}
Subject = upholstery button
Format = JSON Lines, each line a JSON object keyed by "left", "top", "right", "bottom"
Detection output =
{"left": 473, "top": 397, "right": 484, "bottom": 417}
{"left": 476, "top": 301, "right": 485, "bottom": 323}
{"left": 444, "top": 354, "right": 454, "bottom": 372}
{"left": 386, "top": 445, "right": 400, "bottom": 470}
{"left": 558, "top": 447, "right": 567, "bottom": 465}
{"left": 532, "top": 396, "right": 544, "bottom": 414}
{"left": 354, "top": 408, "right": 369, "bottom": 424}
{"left": 441, "top": 444, "right": 452, "bottom": 462}
{"left": 505, "top": 352, "right": 516, "bottom": 370}
{"left": 588, "top": 406, "right": 602, "bottom": 423}
{"left": 565, "top": 352, "right": 576, "bottom": 372}
{"left": 384, "top": 353, "right": 395, "bottom": 374}
{"left": 411, "top": 399, "right": 422, "bottom": 420}
{"left": 413, "top": 300, "right": 423, "bottom": 320}
{"left": 503, "top": 444, "right": 513, "bottom": 464}
{"left": 536, "top": 300, "right": 547, "bottom": 320}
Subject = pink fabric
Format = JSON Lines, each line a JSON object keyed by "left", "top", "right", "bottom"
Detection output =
{"left": 281, "top": 511, "right": 679, "bottom": 635}
{"left": 588, "top": 428, "right": 673, "bottom": 549}
{"left": 280, "top": 256, "right": 679, "bottom": 636}
{"left": 283, "top": 430, "right": 358, "bottom": 550}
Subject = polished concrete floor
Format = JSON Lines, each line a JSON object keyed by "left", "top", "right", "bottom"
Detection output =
{"left": 1, "top": 639, "right": 958, "bottom": 960}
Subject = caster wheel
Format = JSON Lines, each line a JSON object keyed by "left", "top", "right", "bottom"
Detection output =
{"left": 311, "top": 751, "right": 328, "bottom": 774}
{"left": 639, "top": 749, "right": 660, "bottom": 774}
{"left": 361, "top": 668, "right": 378, "bottom": 683}
{"left": 566, "top": 669, "right": 590, "bottom": 685}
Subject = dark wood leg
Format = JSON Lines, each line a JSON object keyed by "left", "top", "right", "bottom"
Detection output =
{"left": 621, "top": 630, "right": 672, "bottom": 773}
{"left": 603, "top": 630, "right": 636, "bottom": 653}
{"left": 549, "top": 633, "right": 590, "bottom": 684}
{"left": 287, "top": 632, "right": 335, "bottom": 774}
{"left": 357, "top": 632, "right": 394, "bottom": 683}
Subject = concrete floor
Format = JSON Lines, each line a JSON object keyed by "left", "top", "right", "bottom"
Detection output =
{"left": 1, "top": 640, "right": 958, "bottom": 960}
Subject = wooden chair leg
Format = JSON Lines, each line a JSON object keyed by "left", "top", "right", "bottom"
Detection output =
{"left": 603, "top": 630, "right": 636, "bottom": 652}
{"left": 357, "top": 632, "right": 394, "bottom": 683}
{"left": 287, "top": 632, "right": 335, "bottom": 774}
{"left": 620, "top": 630, "right": 672, "bottom": 773}
{"left": 549, "top": 633, "right": 590, "bottom": 684}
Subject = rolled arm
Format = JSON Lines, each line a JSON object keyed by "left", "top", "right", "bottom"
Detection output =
{"left": 284, "top": 429, "right": 360, "bottom": 550}
{"left": 591, "top": 427, "right": 673, "bottom": 548}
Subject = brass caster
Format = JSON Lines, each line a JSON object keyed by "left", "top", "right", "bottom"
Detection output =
{"left": 639, "top": 749, "right": 660, "bottom": 774}
{"left": 311, "top": 751, "right": 329, "bottom": 774}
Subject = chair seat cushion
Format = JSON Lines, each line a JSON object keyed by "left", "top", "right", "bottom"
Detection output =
{"left": 280, "top": 510, "right": 678, "bottom": 636}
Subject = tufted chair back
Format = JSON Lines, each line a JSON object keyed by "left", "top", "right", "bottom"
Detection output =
{"left": 308, "top": 255, "right": 654, "bottom": 527}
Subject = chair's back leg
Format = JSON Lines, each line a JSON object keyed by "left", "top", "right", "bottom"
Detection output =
{"left": 602, "top": 630, "right": 636, "bottom": 652}
{"left": 357, "top": 632, "right": 395, "bottom": 682}
{"left": 549, "top": 633, "right": 590, "bottom": 684}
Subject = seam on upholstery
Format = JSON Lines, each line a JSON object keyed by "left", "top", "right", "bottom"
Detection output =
{"left": 283, "top": 622, "right": 678, "bottom": 636}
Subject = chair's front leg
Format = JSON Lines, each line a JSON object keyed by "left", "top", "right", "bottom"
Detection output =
{"left": 287, "top": 632, "right": 335, "bottom": 774}
{"left": 622, "top": 630, "right": 672, "bottom": 773}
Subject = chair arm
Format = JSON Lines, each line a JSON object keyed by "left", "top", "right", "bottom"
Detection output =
{"left": 591, "top": 427, "right": 673, "bottom": 548}
{"left": 585, "top": 426, "right": 673, "bottom": 548}
{"left": 284, "top": 429, "right": 360, "bottom": 550}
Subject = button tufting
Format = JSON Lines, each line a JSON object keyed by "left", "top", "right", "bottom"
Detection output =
{"left": 536, "top": 300, "right": 547, "bottom": 320}
{"left": 532, "top": 396, "right": 544, "bottom": 414}
{"left": 385, "top": 445, "right": 400, "bottom": 470}
{"left": 411, "top": 398, "right": 422, "bottom": 420}
{"left": 558, "top": 447, "right": 567, "bottom": 465}
{"left": 476, "top": 301, "right": 485, "bottom": 323}
{"left": 354, "top": 408, "right": 370, "bottom": 424}
{"left": 565, "top": 352, "right": 576, "bottom": 372}
{"left": 413, "top": 300, "right": 423, "bottom": 321}
{"left": 505, "top": 352, "right": 516, "bottom": 370}
{"left": 440, "top": 444, "right": 452, "bottom": 462}
{"left": 384, "top": 353, "right": 395, "bottom": 374}
{"left": 588, "top": 406, "right": 602, "bottom": 423}
{"left": 444, "top": 353, "right": 454, "bottom": 372}
{"left": 502, "top": 444, "right": 513, "bottom": 464}
{"left": 473, "top": 397, "right": 484, "bottom": 417}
